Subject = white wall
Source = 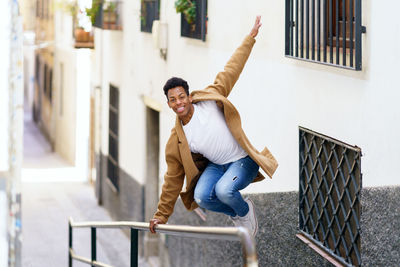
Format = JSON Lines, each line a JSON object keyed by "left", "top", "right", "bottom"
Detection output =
{"left": 54, "top": 48, "right": 77, "bottom": 164}
{"left": 75, "top": 49, "right": 91, "bottom": 175}
{"left": 0, "top": 0, "right": 10, "bottom": 172}
{"left": 54, "top": 10, "right": 91, "bottom": 178}
{"left": 97, "top": 0, "right": 400, "bottom": 193}
{"left": 23, "top": 31, "right": 35, "bottom": 116}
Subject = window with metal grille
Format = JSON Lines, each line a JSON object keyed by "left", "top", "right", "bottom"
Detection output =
{"left": 108, "top": 84, "right": 119, "bottom": 191}
{"left": 298, "top": 127, "right": 362, "bottom": 266}
{"left": 141, "top": 0, "right": 160, "bottom": 33}
{"left": 44, "top": 63, "right": 48, "bottom": 96}
{"left": 180, "top": 0, "right": 207, "bottom": 41}
{"left": 48, "top": 68, "right": 53, "bottom": 101}
{"left": 285, "top": 0, "right": 365, "bottom": 70}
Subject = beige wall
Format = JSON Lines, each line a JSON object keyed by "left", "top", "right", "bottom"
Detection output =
{"left": 95, "top": 0, "right": 400, "bottom": 192}
{"left": 21, "top": 0, "right": 37, "bottom": 31}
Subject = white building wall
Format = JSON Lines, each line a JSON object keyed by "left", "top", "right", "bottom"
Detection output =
{"left": 97, "top": 0, "right": 400, "bottom": 193}
{"left": 0, "top": 0, "right": 10, "bottom": 172}
{"left": 53, "top": 10, "right": 91, "bottom": 179}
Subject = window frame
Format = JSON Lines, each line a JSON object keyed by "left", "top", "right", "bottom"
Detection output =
{"left": 285, "top": 0, "right": 365, "bottom": 70}
{"left": 180, "top": 0, "right": 207, "bottom": 42}
{"left": 107, "top": 84, "right": 120, "bottom": 191}
{"left": 140, "top": 0, "right": 160, "bottom": 33}
{"left": 298, "top": 126, "right": 362, "bottom": 266}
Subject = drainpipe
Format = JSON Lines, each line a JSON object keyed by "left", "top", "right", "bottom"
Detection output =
{"left": 7, "top": 0, "right": 24, "bottom": 266}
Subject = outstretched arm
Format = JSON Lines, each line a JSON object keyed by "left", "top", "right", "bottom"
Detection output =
{"left": 207, "top": 16, "right": 262, "bottom": 98}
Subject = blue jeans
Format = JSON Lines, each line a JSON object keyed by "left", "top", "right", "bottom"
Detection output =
{"left": 193, "top": 156, "right": 259, "bottom": 217}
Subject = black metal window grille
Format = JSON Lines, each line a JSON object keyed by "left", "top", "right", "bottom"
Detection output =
{"left": 299, "top": 127, "right": 362, "bottom": 266}
{"left": 44, "top": 63, "right": 48, "bottom": 97}
{"left": 43, "top": 65, "right": 53, "bottom": 101}
{"left": 48, "top": 68, "right": 53, "bottom": 101}
{"left": 180, "top": 0, "right": 207, "bottom": 41}
{"left": 285, "top": 0, "right": 365, "bottom": 70}
{"left": 108, "top": 84, "right": 119, "bottom": 191}
{"left": 93, "top": 1, "right": 123, "bottom": 30}
{"left": 35, "top": 54, "right": 40, "bottom": 87}
{"left": 141, "top": 0, "right": 160, "bottom": 33}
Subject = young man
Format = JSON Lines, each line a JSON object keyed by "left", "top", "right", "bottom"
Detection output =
{"left": 149, "top": 16, "right": 278, "bottom": 236}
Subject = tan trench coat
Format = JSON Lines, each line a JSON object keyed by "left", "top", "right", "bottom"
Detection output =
{"left": 153, "top": 35, "right": 279, "bottom": 223}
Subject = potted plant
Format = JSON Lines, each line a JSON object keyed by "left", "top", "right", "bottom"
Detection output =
{"left": 140, "top": 0, "right": 147, "bottom": 27}
{"left": 175, "top": 0, "right": 196, "bottom": 25}
{"left": 85, "top": 0, "right": 102, "bottom": 26}
{"left": 75, "top": 26, "right": 93, "bottom": 43}
{"left": 103, "top": 2, "right": 117, "bottom": 25}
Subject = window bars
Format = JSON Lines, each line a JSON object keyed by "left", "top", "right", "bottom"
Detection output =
{"left": 298, "top": 127, "right": 362, "bottom": 266}
{"left": 285, "top": 0, "right": 366, "bottom": 70}
{"left": 108, "top": 84, "right": 119, "bottom": 191}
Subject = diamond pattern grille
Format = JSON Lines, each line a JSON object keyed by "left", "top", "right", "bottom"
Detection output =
{"left": 299, "top": 127, "right": 362, "bottom": 266}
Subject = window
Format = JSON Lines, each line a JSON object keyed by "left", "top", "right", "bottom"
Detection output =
{"left": 59, "top": 63, "right": 64, "bottom": 116}
{"left": 298, "top": 127, "right": 362, "bottom": 266}
{"left": 43, "top": 64, "right": 52, "bottom": 101}
{"left": 35, "top": 54, "right": 40, "bottom": 86}
{"left": 36, "top": 0, "right": 40, "bottom": 18}
{"left": 93, "top": 1, "right": 123, "bottom": 30}
{"left": 108, "top": 84, "right": 119, "bottom": 191}
{"left": 48, "top": 68, "right": 53, "bottom": 101}
{"left": 180, "top": 0, "right": 207, "bottom": 41}
{"left": 44, "top": 63, "right": 48, "bottom": 96}
{"left": 285, "top": 0, "right": 365, "bottom": 70}
{"left": 141, "top": 0, "right": 160, "bottom": 33}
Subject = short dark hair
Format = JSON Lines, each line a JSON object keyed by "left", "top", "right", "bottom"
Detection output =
{"left": 163, "top": 77, "right": 189, "bottom": 99}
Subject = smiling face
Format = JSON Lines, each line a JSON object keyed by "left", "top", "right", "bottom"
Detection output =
{"left": 167, "top": 86, "right": 194, "bottom": 125}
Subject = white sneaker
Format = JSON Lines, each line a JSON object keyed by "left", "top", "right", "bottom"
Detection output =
{"left": 238, "top": 197, "right": 258, "bottom": 237}
{"left": 230, "top": 215, "right": 241, "bottom": 227}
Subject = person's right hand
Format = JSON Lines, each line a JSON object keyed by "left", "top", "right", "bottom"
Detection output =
{"left": 250, "top": 16, "right": 262, "bottom": 38}
{"left": 149, "top": 218, "right": 163, "bottom": 233}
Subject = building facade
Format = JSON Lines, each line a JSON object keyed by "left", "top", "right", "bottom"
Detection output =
{"left": 92, "top": 0, "right": 400, "bottom": 266}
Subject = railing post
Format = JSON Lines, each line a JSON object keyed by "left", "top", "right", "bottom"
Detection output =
{"left": 130, "top": 228, "right": 138, "bottom": 267}
{"left": 91, "top": 227, "right": 96, "bottom": 266}
{"left": 69, "top": 220, "right": 72, "bottom": 267}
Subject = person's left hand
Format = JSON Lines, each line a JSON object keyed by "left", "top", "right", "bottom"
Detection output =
{"left": 250, "top": 16, "right": 262, "bottom": 38}
{"left": 149, "top": 218, "right": 163, "bottom": 233}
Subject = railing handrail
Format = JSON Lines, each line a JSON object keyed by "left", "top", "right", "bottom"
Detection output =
{"left": 68, "top": 217, "right": 258, "bottom": 267}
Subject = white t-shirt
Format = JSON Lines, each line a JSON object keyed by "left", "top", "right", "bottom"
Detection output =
{"left": 182, "top": 101, "right": 248, "bottom": 165}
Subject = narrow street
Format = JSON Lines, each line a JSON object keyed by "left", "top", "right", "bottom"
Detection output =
{"left": 21, "top": 113, "right": 146, "bottom": 267}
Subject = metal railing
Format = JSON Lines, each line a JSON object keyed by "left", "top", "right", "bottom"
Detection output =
{"left": 68, "top": 217, "right": 258, "bottom": 267}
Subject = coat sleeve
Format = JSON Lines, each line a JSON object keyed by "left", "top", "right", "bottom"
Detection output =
{"left": 205, "top": 35, "right": 256, "bottom": 98}
{"left": 153, "top": 130, "right": 185, "bottom": 223}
